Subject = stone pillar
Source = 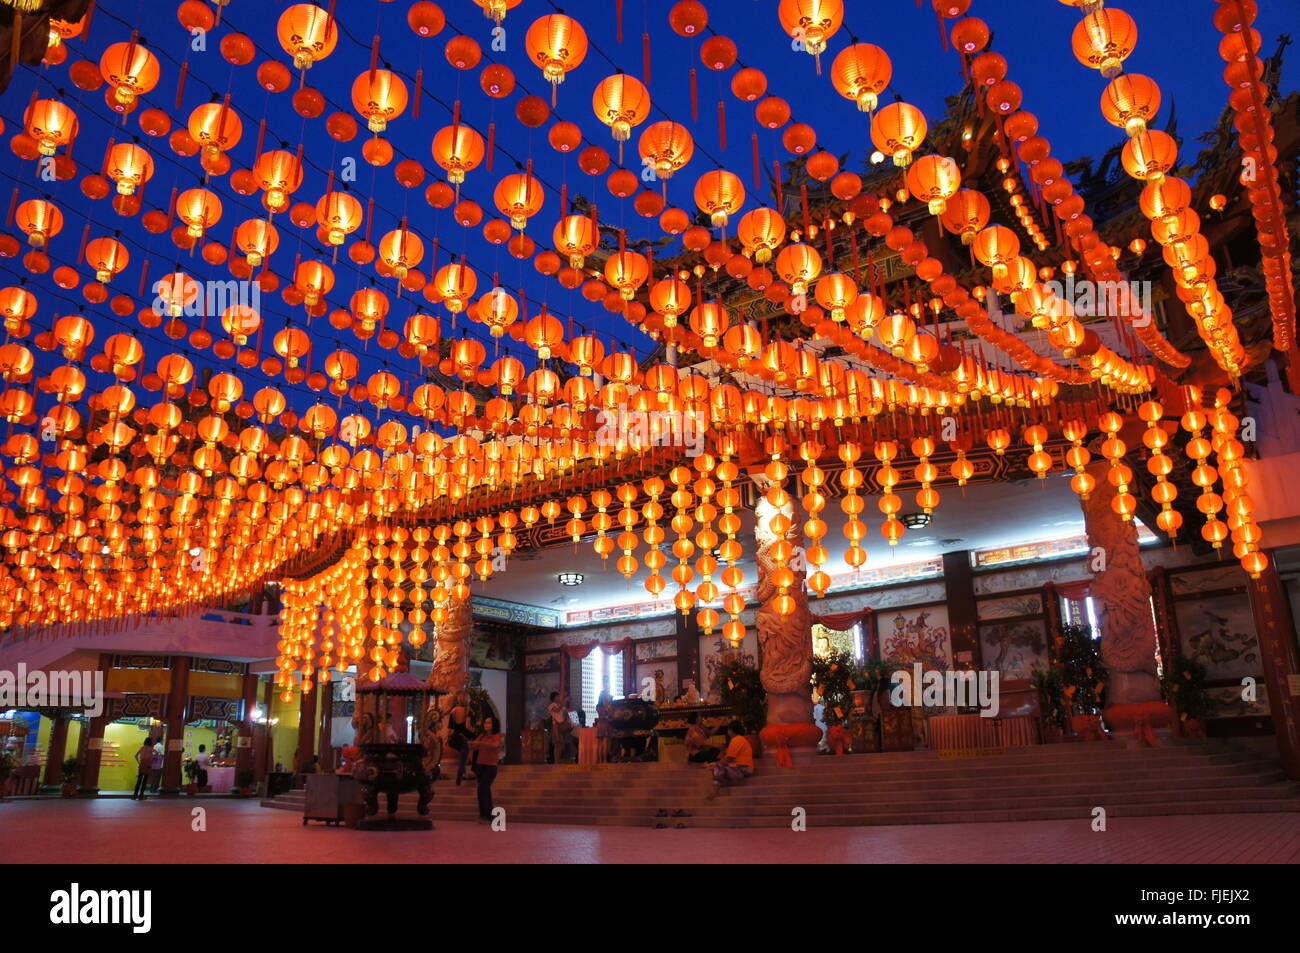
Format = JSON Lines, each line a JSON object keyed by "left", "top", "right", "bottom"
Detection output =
{"left": 317, "top": 680, "right": 335, "bottom": 771}
{"left": 675, "top": 610, "right": 700, "bottom": 697}
{"left": 77, "top": 654, "right": 111, "bottom": 793}
{"left": 1246, "top": 552, "right": 1300, "bottom": 780}
{"left": 942, "top": 550, "right": 982, "bottom": 670}
{"left": 430, "top": 588, "right": 473, "bottom": 717}
{"left": 160, "top": 656, "right": 191, "bottom": 794}
{"left": 235, "top": 671, "right": 257, "bottom": 779}
{"left": 297, "top": 681, "right": 317, "bottom": 774}
{"left": 754, "top": 495, "right": 821, "bottom": 758}
{"left": 1080, "top": 461, "right": 1171, "bottom": 732}
{"left": 256, "top": 677, "right": 273, "bottom": 782}
{"left": 43, "top": 713, "right": 69, "bottom": 788}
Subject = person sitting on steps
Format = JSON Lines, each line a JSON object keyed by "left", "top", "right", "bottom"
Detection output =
{"left": 707, "top": 722, "right": 753, "bottom": 799}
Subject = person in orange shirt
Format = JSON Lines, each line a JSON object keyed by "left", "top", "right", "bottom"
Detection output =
{"left": 707, "top": 721, "right": 753, "bottom": 798}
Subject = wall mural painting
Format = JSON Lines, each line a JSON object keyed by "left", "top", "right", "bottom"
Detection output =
{"left": 813, "top": 623, "right": 857, "bottom": 659}
{"left": 468, "top": 625, "right": 518, "bottom": 671}
{"left": 698, "top": 631, "right": 758, "bottom": 703}
{"left": 524, "top": 651, "right": 561, "bottom": 674}
{"left": 979, "top": 619, "right": 1049, "bottom": 680}
{"left": 635, "top": 638, "right": 678, "bottom": 662}
{"left": 1174, "top": 594, "right": 1260, "bottom": 682}
{"left": 635, "top": 662, "right": 678, "bottom": 704}
{"left": 1205, "top": 684, "right": 1270, "bottom": 719}
{"left": 877, "top": 605, "right": 953, "bottom": 675}
{"left": 524, "top": 672, "right": 562, "bottom": 728}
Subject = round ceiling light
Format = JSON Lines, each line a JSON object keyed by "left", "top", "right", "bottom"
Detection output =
{"left": 558, "top": 572, "right": 585, "bottom": 586}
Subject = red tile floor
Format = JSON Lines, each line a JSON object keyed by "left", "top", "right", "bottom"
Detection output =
{"left": 2, "top": 798, "right": 1299, "bottom": 863}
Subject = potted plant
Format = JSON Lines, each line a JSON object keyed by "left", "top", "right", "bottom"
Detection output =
{"left": 1162, "top": 655, "right": 1212, "bottom": 738}
{"left": 60, "top": 757, "right": 82, "bottom": 797}
{"left": 1031, "top": 667, "right": 1067, "bottom": 742}
{"left": 182, "top": 758, "right": 199, "bottom": 795}
{"left": 716, "top": 658, "right": 766, "bottom": 756}
{"left": 1055, "top": 623, "right": 1107, "bottom": 738}
{"left": 236, "top": 769, "right": 255, "bottom": 797}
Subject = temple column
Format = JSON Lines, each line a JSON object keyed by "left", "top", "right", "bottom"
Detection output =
{"left": 317, "top": 679, "right": 335, "bottom": 771}
{"left": 942, "top": 550, "right": 982, "bottom": 670}
{"left": 42, "top": 713, "right": 69, "bottom": 788}
{"left": 1246, "top": 551, "right": 1300, "bottom": 779}
{"left": 754, "top": 495, "right": 821, "bottom": 759}
{"left": 159, "top": 656, "right": 191, "bottom": 793}
{"left": 77, "top": 653, "right": 111, "bottom": 794}
{"left": 235, "top": 671, "right": 257, "bottom": 778}
{"left": 1080, "top": 460, "right": 1171, "bottom": 732}
{"left": 297, "top": 681, "right": 317, "bottom": 774}
{"left": 255, "top": 677, "right": 273, "bottom": 782}
{"left": 429, "top": 588, "right": 473, "bottom": 710}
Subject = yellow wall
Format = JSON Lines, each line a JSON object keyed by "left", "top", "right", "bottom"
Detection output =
{"left": 101, "top": 722, "right": 152, "bottom": 791}
{"left": 269, "top": 687, "right": 303, "bottom": 771}
{"left": 182, "top": 725, "right": 217, "bottom": 781}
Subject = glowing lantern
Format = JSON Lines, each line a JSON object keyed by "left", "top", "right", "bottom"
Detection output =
{"left": 524, "top": 311, "right": 564, "bottom": 359}
{"left": 638, "top": 121, "right": 694, "bottom": 181}
{"left": 553, "top": 215, "right": 598, "bottom": 268}
{"left": 25, "top": 99, "right": 78, "bottom": 156}
{"left": 493, "top": 172, "right": 544, "bottom": 230}
{"left": 650, "top": 277, "right": 692, "bottom": 327}
{"left": 105, "top": 143, "right": 154, "bottom": 196}
{"left": 694, "top": 169, "right": 745, "bottom": 227}
{"left": 477, "top": 289, "right": 518, "bottom": 337}
{"left": 830, "top": 43, "right": 891, "bottom": 112}
{"left": 294, "top": 260, "right": 335, "bottom": 306}
{"left": 1072, "top": 8, "right": 1138, "bottom": 78}
{"left": 871, "top": 101, "right": 927, "bottom": 167}
{"left": 778, "top": 0, "right": 843, "bottom": 66}
{"left": 432, "top": 123, "right": 485, "bottom": 185}
{"left": 221, "top": 304, "right": 261, "bottom": 345}
{"left": 274, "top": 327, "right": 311, "bottom": 368}
{"left": 814, "top": 273, "right": 857, "bottom": 322}
{"left": 473, "top": 0, "right": 521, "bottom": 24}
{"left": 432, "top": 263, "right": 477, "bottom": 313}
{"left": 737, "top": 208, "right": 786, "bottom": 263}
{"left": 177, "top": 188, "right": 221, "bottom": 239}
{"left": 100, "top": 42, "right": 161, "bottom": 108}
{"left": 378, "top": 227, "right": 424, "bottom": 278}
{"left": 592, "top": 73, "right": 651, "bottom": 144}
{"left": 188, "top": 101, "right": 242, "bottom": 160}
{"left": 604, "top": 250, "right": 650, "bottom": 300}
{"left": 1121, "top": 129, "right": 1178, "bottom": 181}
{"left": 877, "top": 312, "right": 916, "bottom": 357}
{"left": 235, "top": 219, "right": 279, "bottom": 266}
{"left": 277, "top": 3, "right": 338, "bottom": 70}
{"left": 350, "top": 287, "right": 389, "bottom": 332}
{"left": 972, "top": 225, "right": 1020, "bottom": 279}
{"left": 316, "top": 192, "right": 363, "bottom": 245}
{"left": 906, "top": 155, "right": 962, "bottom": 215}
{"left": 525, "top": 14, "right": 588, "bottom": 98}
{"left": 15, "top": 199, "right": 62, "bottom": 248}
{"left": 689, "top": 302, "right": 730, "bottom": 347}
{"left": 774, "top": 243, "right": 822, "bottom": 295}
{"left": 940, "top": 188, "right": 990, "bottom": 244}
{"left": 1101, "top": 73, "right": 1161, "bottom": 135}
{"left": 351, "top": 69, "right": 409, "bottom": 133}
{"left": 84, "top": 236, "right": 129, "bottom": 283}
{"left": 254, "top": 150, "right": 303, "bottom": 212}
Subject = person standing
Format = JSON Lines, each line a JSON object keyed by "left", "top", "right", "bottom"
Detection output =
{"left": 195, "top": 744, "right": 211, "bottom": 789}
{"left": 132, "top": 737, "right": 155, "bottom": 799}
{"left": 148, "top": 738, "right": 164, "bottom": 792}
{"left": 546, "top": 691, "right": 571, "bottom": 764}
{"left": 448, "top": 692, "right": 476, "bottom": 785}
{"left": 470, "top": 715, "right": 503, "bottom": 824}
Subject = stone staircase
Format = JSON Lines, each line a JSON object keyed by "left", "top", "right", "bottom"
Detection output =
{"left": 261, "top": 740, "right": 1300, "bottom": 828}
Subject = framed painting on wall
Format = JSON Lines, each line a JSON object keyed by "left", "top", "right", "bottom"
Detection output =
{"left": 524, "top": 651, "right": 561, "bottom": 674}
{"left": 698, "top": 630, "right": 758, "bottom": 703}
{"left": 524, "top": 672, "right": 561, "bottom": 728}
{"left": 1174, "top": 593, "right": 1260, "bottom": 682}
{"left": 979, "top": 619, "right": 1049, "bottom": 680}
{"left": 876, "top": 604, "right": 953, "bottom": 673}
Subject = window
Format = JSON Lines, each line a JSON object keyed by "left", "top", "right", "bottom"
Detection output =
{"left": 580, "top": 649, "right": 624, "bottom": 718}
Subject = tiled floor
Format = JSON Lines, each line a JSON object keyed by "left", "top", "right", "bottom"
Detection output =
{"left": 3, "top": 798, "right": 1299, "bottom": 863}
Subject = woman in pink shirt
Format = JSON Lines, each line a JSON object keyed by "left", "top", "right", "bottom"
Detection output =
{"left": 470, "top": 715, "right": 503, "bottom": 823}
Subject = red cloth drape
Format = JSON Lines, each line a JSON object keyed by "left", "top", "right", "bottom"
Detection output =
{"left": 811, "top": 608, "right": 873, "bottom": 632}
{"left": 1055, "top": 579, "right": 1092, "bottom": 601}
{"left": 559, "top": 638, "right": 635, "bottom": 699}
